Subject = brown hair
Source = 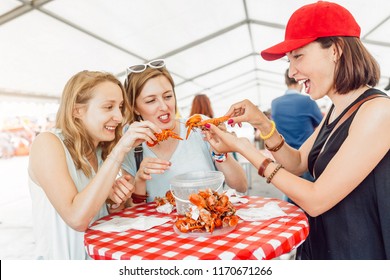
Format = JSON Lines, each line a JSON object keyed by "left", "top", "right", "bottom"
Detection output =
{"left": 189, "top": 94, "right": 214, "bottom": 118}
{"left": 316, "top": 37, "right": 380, "bottom": 94}
{"left": 56, "top": 70, "right": 129, "bottom": 177}
{"left": 124, "top": 67, "right": 177, "bottom": 124}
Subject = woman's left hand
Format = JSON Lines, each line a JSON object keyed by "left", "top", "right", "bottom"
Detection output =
{"left": 203, "top": 123, "right": 241, "bottom": 153}
{"left": 108, "top": 174, "right": 134, "bottom": 209}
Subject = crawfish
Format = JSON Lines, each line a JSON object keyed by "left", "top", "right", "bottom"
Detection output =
{"left": 222, "top": 215, "right": 239, "bottom": 227}
{"left": 147, "top": 129, "right": 183, "bottom": 147}
{"left": 189, "top": 193, "right": 208, "bottom": 209}
{"left": 154, "top": 190, "right": 176, "bottom": 207}
{"left": 175, "top": 217, "right": 203, "bottom": 233}
{"left": 176, "top": 188, "right": 240, "bottom": 234}
{"left": 185, "top": 114, "right": 230, "bottom": 139}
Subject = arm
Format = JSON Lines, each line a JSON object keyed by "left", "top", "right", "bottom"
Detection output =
{"left": 28, "top": 121, "right": 161, "bottom": 231}
{"left": 206, "top": 123, "right": 248, "bottom": 192}
{"left": 122, "top": 157, "right": 171, "bottom": 204}
{"left": 28, "top": 133, "right": 128, "bottom": 231}
{"left": 214, "top": 153, "right": 248, "bottom": 193}
{"left": 226, "top": 99, "right": 312, "bottom": 175}
{"left": 205, "top": 98, "right": 390, "bottom": 216}
{"left": 265, "top": 116, "right": 325, "bottom": 175}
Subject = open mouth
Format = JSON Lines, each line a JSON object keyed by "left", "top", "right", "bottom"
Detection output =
{"left": 159, "top": 114, "right": 169, "bottom": 120}
{"left": 158, "top": 113, "right": 171, "bottom": 124}
{"left": 298, "top": 79, "right": 310, "bottom": 93}
{"left": 105, "top": 125, "right": 116, "bottom": 131}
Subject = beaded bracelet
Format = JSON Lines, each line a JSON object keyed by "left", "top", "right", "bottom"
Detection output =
{"left": 265, "top": 134, "right": 285, "bottom": 152}
{"left": 131, "top": 192, "right": 148, "bottom": 204}
{"left": 211, "top": 151, "right": 228, "bottom": 163}
{"left": 266, "top": 164, "right": 283, "bottom": 184}
{"left": 259, "top": 120, "right": 276, "bottom": 140}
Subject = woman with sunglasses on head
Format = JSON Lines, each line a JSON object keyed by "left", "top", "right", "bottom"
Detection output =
{"left": 203, "top": 1, "right": 390, "bottom": 260}
{"left": 28, "top": 70, "right": 161, "bottom": 259}
{"left": 121, "top": 60, "right": 247, "bottom": 204}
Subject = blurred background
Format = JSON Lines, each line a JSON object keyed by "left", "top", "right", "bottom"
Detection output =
{"left": 1, "top": 0, "right": 390, "bottom": 157}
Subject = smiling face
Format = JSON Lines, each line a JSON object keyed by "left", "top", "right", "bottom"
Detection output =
{"left": 75, "top": 81, "right": 124, "bottom": 147}
{"left": 134, "top": 75, "right": 176, "bottom": 129}
{"left": 286, "top": 41, "right": 338, "bottom": 100}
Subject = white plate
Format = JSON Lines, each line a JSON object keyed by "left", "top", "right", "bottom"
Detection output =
{"left": 173, "top": 223, "right": 236, "bottom": 237}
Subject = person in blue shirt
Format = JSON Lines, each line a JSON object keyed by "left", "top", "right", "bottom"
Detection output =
{"left": 271, "top": 68, "right": 323, "bottom": 184}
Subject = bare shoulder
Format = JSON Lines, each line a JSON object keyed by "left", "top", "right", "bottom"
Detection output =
{"left": 352, "top": 95, "right": 390, "bottom": 140}
{"left": 29, "top": 131, "right": 66, "bottom": 180}
{"left": 30, "top": 131, "right": 63, "bottom": 154}
{"left": 357, "top": 95, "right": 390, "bottom": 121}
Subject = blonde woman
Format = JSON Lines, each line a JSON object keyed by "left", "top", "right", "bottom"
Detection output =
{"left": 28, "top": 70, "right": 161, "bottom": 259}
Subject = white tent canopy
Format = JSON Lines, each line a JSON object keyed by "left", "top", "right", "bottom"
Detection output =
{"left": 1, "top": 0, "right": 389, "bottom": 117}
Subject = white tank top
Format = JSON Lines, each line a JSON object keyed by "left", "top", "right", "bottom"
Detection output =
{"left": 28, "top": 131, "right": 108, "bottom": 259}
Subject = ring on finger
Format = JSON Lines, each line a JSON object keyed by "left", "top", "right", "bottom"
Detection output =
{"left": 143, "top": 167, "right": 150, "bottom": 175}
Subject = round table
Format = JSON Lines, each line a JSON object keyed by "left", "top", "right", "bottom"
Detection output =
{"left": 84, "top": 196, "right": 309, "bottom": 260}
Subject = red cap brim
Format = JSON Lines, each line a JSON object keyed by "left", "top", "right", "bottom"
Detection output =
{"left": 260, "top": 37, "right": 317, "bottom": 61}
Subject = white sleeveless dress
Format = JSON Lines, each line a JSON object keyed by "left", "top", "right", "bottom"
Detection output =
{"left": 28, "top": 130, "right": 108, "bottom": 259}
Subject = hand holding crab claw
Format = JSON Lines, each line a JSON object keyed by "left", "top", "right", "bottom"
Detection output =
{"left": 185, "top": 114, "right": 230, "bottom": 139}
{"left": 119, "top": 121, "right": 162, "bottom": 152}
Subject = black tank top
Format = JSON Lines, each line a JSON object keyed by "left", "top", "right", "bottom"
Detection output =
{"left": 302, "top": 88, "right": 390, "bottom": 259}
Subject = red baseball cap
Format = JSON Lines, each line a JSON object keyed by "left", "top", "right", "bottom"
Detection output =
{"left": 260, "top": 1, "right": 361, "bottom": 61}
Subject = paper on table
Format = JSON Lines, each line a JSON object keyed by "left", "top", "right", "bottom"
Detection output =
{"left": 224, "top": 189, "right": 249, "bottom": 204}
{"left": 236, "top": 201, "right": 287, "bottom": 221}
{"left": 156, "top": 203, "right": 174, "bottom": 214}
{"left": 90, "top": 216, "right": 170, "bottom": 232}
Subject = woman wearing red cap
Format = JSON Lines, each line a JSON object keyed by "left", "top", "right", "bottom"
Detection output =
{"left": 203, "top": 1, "right": 390, "bottom": 259}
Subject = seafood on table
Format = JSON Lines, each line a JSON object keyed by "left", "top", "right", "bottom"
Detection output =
{"left": 154, "top": 190, "right": 176, "bottom": 214}
{"left": 174, "top": 188, "right": 239, "bottom": 233}
{"left": 147, "top": 129, "right": 183, "bottom": 147}
{"left": 154, "top": 190, "right": 176, "bottom": 207}
{"left": 185, "top": 114, "right": 230, "bottom": 139}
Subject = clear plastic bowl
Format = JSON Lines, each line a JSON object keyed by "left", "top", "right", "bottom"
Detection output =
{"left": 170, "top": 170, "right": 225, "bottom": 215}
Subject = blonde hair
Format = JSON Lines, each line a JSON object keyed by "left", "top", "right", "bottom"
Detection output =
{"left": 56, "top": 70, "right": 129, "bottom": 177}
{"left": 124, "top": 66, "right": 177, "bottom": 124}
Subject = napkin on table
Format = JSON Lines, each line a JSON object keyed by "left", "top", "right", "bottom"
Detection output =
{"left": 156, "top": 203, "right": 175, "bottom": 214}
{"left": 224, "top": 189, "right": 249, "bottom": 204}
{"left": 90, "top": 216, "right": 170, "bottom": 232}
{"left": 236, "top": 201, "right": 287, "bottom": 221}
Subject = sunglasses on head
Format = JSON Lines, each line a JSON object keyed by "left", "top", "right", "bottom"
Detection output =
{"left": 126, "top": 59, "right": 165, "bottom": 75}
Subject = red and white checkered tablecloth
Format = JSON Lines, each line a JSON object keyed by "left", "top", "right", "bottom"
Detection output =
{"left": 84, "top": 196, "right": 309, "bottom": 260}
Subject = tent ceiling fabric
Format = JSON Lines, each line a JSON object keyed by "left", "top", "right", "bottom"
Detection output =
{"left": 1, "top": 0, "right": 389, "bottom": 116}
